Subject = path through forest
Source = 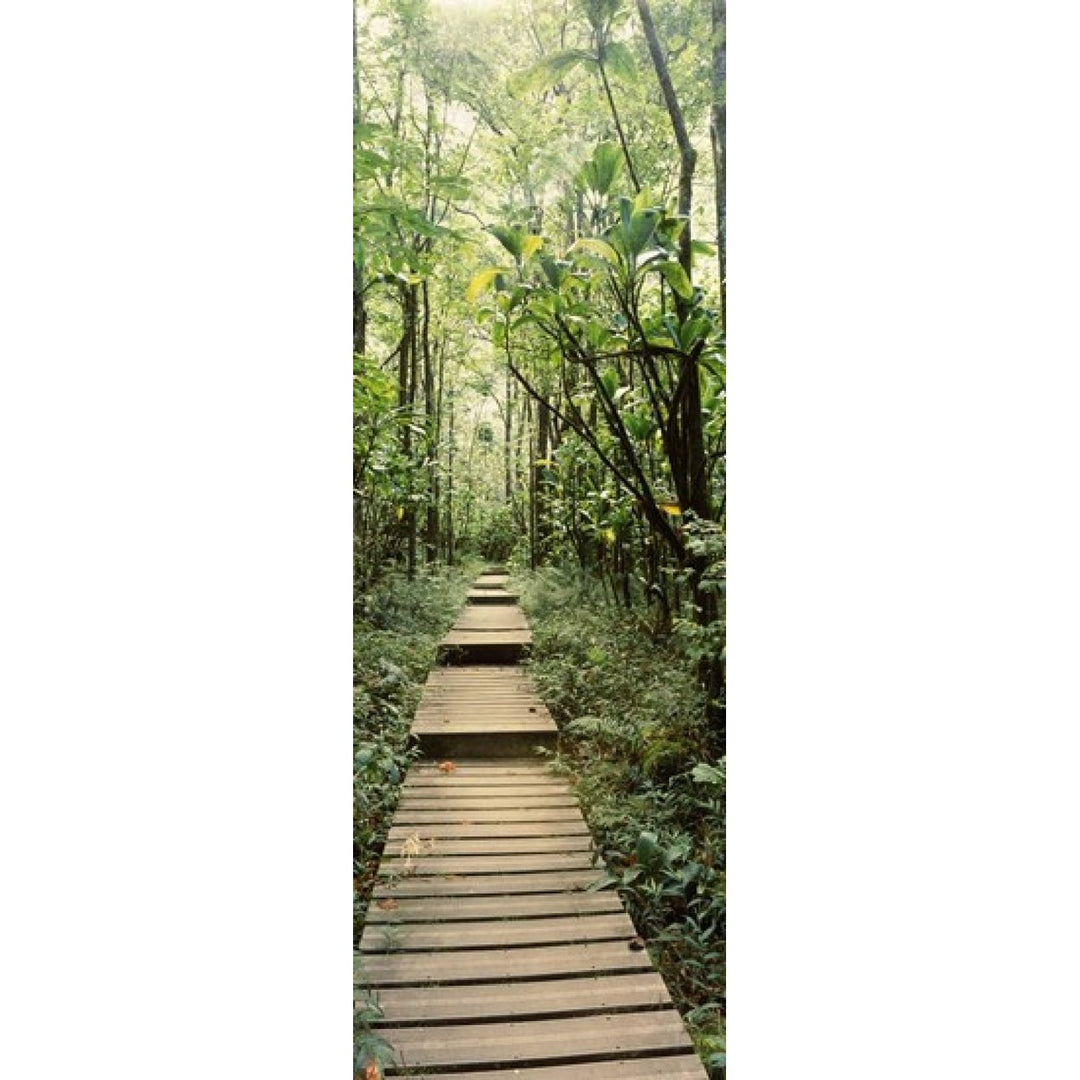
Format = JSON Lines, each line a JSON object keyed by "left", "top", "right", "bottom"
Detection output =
{"left": 356, "top": 569, "right": 708, "bottom": 1077}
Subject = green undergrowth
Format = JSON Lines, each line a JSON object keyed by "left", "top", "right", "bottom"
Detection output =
{"left": 354, "top": 564, "right": 473, "bottom": 929}
{"left": 522, "top": 568, "right": 726, "bottom": 1076}
{"left": 354, "top": 564, "right": 473, "bottom": 1077}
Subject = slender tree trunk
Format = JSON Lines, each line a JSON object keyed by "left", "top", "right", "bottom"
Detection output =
{"left": 596, "top": 52, "right": 641, "bottom": 193}
{"left": 710, "top": 0, "right": 726, "bottom": 333}
{"left": 422, "top": 280, "right": 439, "bottom": 566}
{"left": 634, "top": 0, "right": 696, "bottom": 305}
{"left": 504, "top": 366, "right": 513, "bottom": 503}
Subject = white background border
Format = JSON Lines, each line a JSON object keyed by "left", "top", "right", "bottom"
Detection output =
{"left": 2, "top": 1, "right": 1079, "bottom": 1076}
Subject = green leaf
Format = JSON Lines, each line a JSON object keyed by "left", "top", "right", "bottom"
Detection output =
{"left": 466, "top": 266, "right": 509, "bottom": 303}
{"left": 430, "top": 174, "right": 471, "bottom": 201}
{"left": 521, "top": 234, "right": 544, "bottom": 261}
{"left": 635, "top": 831, "right": 662, "bottom": 868}
{"left": 578, "top": 141, "right": 622, "bottom": 197}
{"left": 516, "top": 49, "right": 591, "bottom": 93}
{"left": 602, "top": 40, "right": 637, "bottom": 82}
{"left": 487, "top": 224, "right": 524, "bottom": 260}
{"left": 657, "top": 261, "right": 693, "bottom": 299}
{"left": 570, "top": 237, "right": 620, "bottom": 266}
{"left": 691, "top": 762, "right": 725, "bottom": 785}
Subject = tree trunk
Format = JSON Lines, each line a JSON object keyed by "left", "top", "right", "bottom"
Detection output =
{"left": 635, "top": 0, "right": 697, "bottom": 310}
{"left": 710, "top": 0, "right": 726, "bottom": 333}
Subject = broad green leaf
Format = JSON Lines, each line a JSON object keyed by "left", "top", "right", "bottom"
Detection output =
{"left": 578, "top": 141, "right": 622, "bottom": 196}
{"left": 657, "top": 261, "right": 693, "bottom": 299}
{"left": 626, "top": 208, "right": 660, "bottom": 257}
{"left": 516, "top": 49, "right": 591, "bottom": 93}
{"left": 466, "top": 266, "right": 509, "bottom": 303}
{"left": 571, "top": 237, "right": 620, "bottom": 265}
{"left": 691, "top": 762, "right": 725, "bottom": 785}
{"left": 602, "top": 41, "right": 637, "bottom": 82}
{"left": 521, "top": 234, "right": 544, "bottom": 261}
{"left": 539, "top": 254, "right": 569, "bottom": 289}
{"left": 487, "top": 224, "right": 524, "bottom": 260}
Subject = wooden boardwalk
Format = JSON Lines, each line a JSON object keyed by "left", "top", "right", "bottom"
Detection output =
{"left": 357, "top": 570, "right": 707, "bottom": 1078}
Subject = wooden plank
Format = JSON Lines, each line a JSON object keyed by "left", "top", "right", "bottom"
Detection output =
{"left": 471, "top": 575, "right": 511, "bottom": 588}
{"left": 360, "top": 911, "right": 635, "bottom": 952}
{"left": 409, "top": 761, "right": 554, "bottom": 773}
{"left": 359, "top": 940, "right": 655, "bottom": 987}
{"left": 380, "top": 836, "right": 591, "bottom": 856}
{"left": 397, "top": 781, "right": 565, "bottom": 799}
{"left": 410, "top": 727, "right": 556, "bottom": 738}
{"left": 378, "top": 852, "right": 594, "bottom": 876}
{"left": 412, "top": 713, "right": 555, "bottom": 726}
{"left": 367, "top": 971, "right": 672, "bottom": 1023}
{"left": 390, "top": 808, "right": 582, "bottom": 823}
{"left": 425, "top": 665, "right": 527, "bottom": 677}
{"left": 416, "top": 700, "right": 542, "bottom": 710}
{"left": 413, "top": 1055, "right": 707, "bottom": 1079}
{"left": 364, "top": 891, "right": 622, "bottom": 924}
{"left": 465, "top": 588, "right": 519, "bottom": 604}
{"left": 386, "top": 825, "right": 591, "bottom": 842}
{"left": 442, "top": 629, "right": 531, "bottom": 645}
{"left": 402, "top": 774, "right": 564, "bottom": 788}
{"left": 395, "top": 795, "right": 577, "bottom": 809}
{"left": 376, "top": 1010, "right": 694, "bottom": 1068}
{"left": 453, "top": 608, "right": 530, "bottom": 631}
{"left": 371, "top": 869, "right": 605, "bottom": 898}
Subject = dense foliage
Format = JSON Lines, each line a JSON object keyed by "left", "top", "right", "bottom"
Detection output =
{"left": 353, "top": 567, "right": 472, "bottom": 1075}
{"left": 523, "top": 569, "right": 725, "bottom": 1072}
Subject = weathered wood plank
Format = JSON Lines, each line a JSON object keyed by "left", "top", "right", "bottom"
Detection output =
{"left": 442, "top": 629, "right": 531, "bottom": 645}
{"left": 403, "top": 775, "right": 564, "bottom": 789}
{"left": 453, "top": 607, "right": 530, "bottom": 631}
{"left": 425, "top": 665, "right": 528, "bottom": 677}
{"left": 412, "top": 1055, "right": 708, "bottom": 1079}
{"left": 471, "top": 575, "right": 511, "bottom": 588}
{"left": 367, "top": 971, "right": 671, "bottom": 1023}
{"left": 412, "top": 714, "right": 555, "bottom": 728}
{"left": 378, "top": 852, "right": 594, "bottom": 876}
{"left": 409, "top": 761, "right": 554, "bottom": 773}
{"left": 381, "top": 837, "right": 591, "bottom": 857}
{"left": 465, "top": 588, "right": 519, "bottom": 604}
{"left": 360, "top": 911, "right": 635, "bottom": 952}
{"left": 399, "top": 783, "right": 571, "bottom": 797}
{"left": 390, "top": 807, "right": 582, "bottom": 823}
{"left": 364, "top": 891, "right": 622, "bottom": 924}
{"left": 370, "top": 869, "right": 605, "bottom": 898}
{"left": 396, "top": 795, "right": 577, "bottom": 810}
{"left": 359, "top": 940, "right": 654, "bottom": 987}
{"left": 386, "top": 820, "right": 589, "bottom": 839}
{"left": 377, "top": 1010, "right": 693, "bottom": 1068}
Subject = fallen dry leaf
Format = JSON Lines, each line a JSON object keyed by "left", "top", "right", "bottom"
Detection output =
{"left": 375, "top": 898, "right": 398, "bottom": 911}
{"left": 437, "top": 761, "right": 458, "bottom": 773}
{"left": 628, "top": 936, "right": 646, "bottom": 951}
{"left": 363, "top": 1062, "right": 381, "bottom": 1080}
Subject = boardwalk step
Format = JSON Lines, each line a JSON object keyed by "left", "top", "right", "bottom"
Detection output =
{"left": 410, "top": 1056, "right": 708, "bottom": 1079}
{"left": 438, "top": 629, "right": 532, "bottom": 664}
{"left": 377, "top": 1010, "right": 696, "bottom": 1071}
{"left": 466, "top": 587, "right": 519, "bottom": 604}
